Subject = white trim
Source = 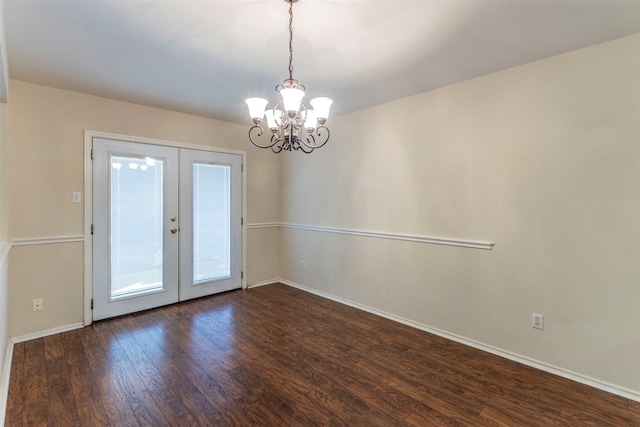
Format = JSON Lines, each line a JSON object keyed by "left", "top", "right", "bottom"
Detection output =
{"left": 247, "top": 278, "right": 280, "bottom": 289}
{"left": 84, "top": 133, "right": 93, "bottom": 325}
{"left": 246, "top": 222, "right": 280, "bottom": 229}
{"left": 247, "top": 222, "right": 494, "bottom": 249}
{"left": 241, "top": 150, "right": 247, "bottom": 291}
{"left": 11, "top": 236, "right": 84, "bottom": 246}
{"left": 11, "top": 322, "right": 84, "bottom": 344}
{"left": 85, "top": 130, "right": 246, "bottom": 156}
{"left": 0, "top": 338, "right": 13, "bottom": 427}
{"left": 279, "top": 279, "right": 640, "bottom": 403}
{"left": 281, "top": 223, "right": 494, "bottom": 250}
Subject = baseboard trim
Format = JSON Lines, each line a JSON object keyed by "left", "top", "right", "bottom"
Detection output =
{"left": 11, "top": 322, "right": 85, "bottom": 344}
{"left": 279, "top": 279, "right": 640, "bottom": 403}
{"left": 0, "top": 338, "right": 14, "bottom": 427}
{"left": 247, "top": 278, "right": 281, "bottom": 289}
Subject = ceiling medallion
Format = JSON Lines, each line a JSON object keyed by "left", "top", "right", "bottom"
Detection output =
{"left": 245, "top": 0, "right": 333, "bottom": 154}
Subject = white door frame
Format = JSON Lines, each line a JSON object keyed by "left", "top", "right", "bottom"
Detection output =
{"left": 83, "top": 130, "right": 247, "bottom": 326}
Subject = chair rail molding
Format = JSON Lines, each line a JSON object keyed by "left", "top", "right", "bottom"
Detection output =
{"left": 245, "top": 222, "right": 493, "bottom": 250}
{"left": 280, "top": 223, "right": 494, "bottom": 250}
{"left": 11, "top": 235, "right": 85, "bottom": 246}
{"left": 246, "top": 222, "right": 280, "bottom": 230}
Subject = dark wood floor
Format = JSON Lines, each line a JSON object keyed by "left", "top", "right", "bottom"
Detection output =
{"left": 5, "top": 283, "right": 640, "bottom": 426}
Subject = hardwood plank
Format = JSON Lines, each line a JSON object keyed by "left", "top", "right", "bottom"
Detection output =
{"left": 91, "top": 321, "right": 147, "bottom": 425}
{"left": 116, "top": 313, "right": 223, "bottom": 426}
{"left": 236, "top": 289, "right": 477, "bottom": 424}
{"left": 92, "top": 320, "right": 169, "bottom": 426}
{"left": 405, "top": 406, "right": 474, "bottom": 427}
{"left": 43, "top": 334, "right": 81, "bottom": 426}
{"left": 107, "top": 317, "right": 201, "bottom": 426}
{"left": 5, "top": 342, "right": 25, "bottom": 427}
{"left": 21, "top": 339, "right": 50, "bottom": 426}
{"left": 77, "top": 325, "right": 139, "bottom": 426}
{"left": 226, "top": 293, "right": 407, "bottom": 425}
{"left": 5, "top": 283, "right": 640, "bottom": 426}
{"left": 187, "top": 295, "right": 347, "bottom": 424}
{"left": 130, "top": 308, "right": 259, "bottom": 426}
{"left": 58, "top": 330, "right": 112, "bottom": 427}
{"left": 241, "top": 286, "right": 604, "bottom": 424}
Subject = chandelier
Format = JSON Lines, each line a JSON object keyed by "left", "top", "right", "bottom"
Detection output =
{"left": 245, "top": 0, "right": 333, "bottom": 154}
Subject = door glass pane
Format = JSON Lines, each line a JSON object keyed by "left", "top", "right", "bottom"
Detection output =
{"left": 110, "top": 155, "right": 164, "bottom": 299}
{"left": 193, "top": 163, "right": 231, "bottom": 283}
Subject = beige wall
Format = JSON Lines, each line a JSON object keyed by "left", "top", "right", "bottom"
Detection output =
{"left": 280, "top": 34, "right": 640, "bottom": 394}
{"left": 7, "top": 80, "right": 280, "bottom": 336}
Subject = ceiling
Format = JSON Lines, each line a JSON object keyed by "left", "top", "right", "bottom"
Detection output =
{"left": 2, "top": 0, "right": 640, "bottom": 124}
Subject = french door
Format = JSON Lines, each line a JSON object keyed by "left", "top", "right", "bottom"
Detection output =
{"left": 92, "top": 138, "right": 242, "bottom": 321}
{"left": 179, "top": 148, "right": 242, "bottom": 300}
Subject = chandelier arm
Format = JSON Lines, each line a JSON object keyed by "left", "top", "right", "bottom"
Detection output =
{"left": 272, "top": 141, "right": 285, "bottom": 153}
{"left": 284, "top": 134, "right": 298, "bottom": 152}
{"left": 299, "top": 125, "right": 330, "bottom": 150}
{"left": 286, "top": 134, "right": 296, "bottom": 151}
{"left": 271, "top": 134, "right": 282, "bottom": 149}
{"left": 297, "top": 136, "right": 314, "bottom": 153}
{"left": 248, "top": 125, "right": 279, "bottom": 149}
{"left": 313, "top": 125, "right": 331, "bottom": 149}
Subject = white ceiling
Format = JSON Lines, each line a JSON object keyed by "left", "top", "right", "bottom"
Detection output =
{"left": 3, "top": 0, "right": 640, "bottom": 124}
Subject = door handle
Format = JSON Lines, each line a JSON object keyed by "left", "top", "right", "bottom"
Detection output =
{"left": 170, "top": 227, "right": 178, "bottom": 234}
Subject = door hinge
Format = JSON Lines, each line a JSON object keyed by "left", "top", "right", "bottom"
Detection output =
{"left": 91, "top": 148, "right": 94, "bottom": 160}
{"left": 91, "top": 224, "right": 94, "bottom": 235}
{"left": 241, "top": 163, "right": 244, "bottom": 172}
{"left": 241, "top": 217, "right": 244, "bottom": 226}
{"left": 241, "top": 271, "right": 244, "bottom": 280}
{"left": 90, "top": 298, "right": 94, "bottom": 310}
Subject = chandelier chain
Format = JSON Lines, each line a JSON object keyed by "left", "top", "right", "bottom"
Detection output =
{"left": 288, "top": 0, "right": 294, "bottom": 80}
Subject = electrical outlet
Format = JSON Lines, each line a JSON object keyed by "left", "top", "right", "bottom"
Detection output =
{"left": 532, "top": 313, "right": 544, "bottom": 330}
{"left": 301, "top": 260, "right": 306, "bottom": 269}
{"left": 33, "top": 298, "right": 44, "bottom": 312}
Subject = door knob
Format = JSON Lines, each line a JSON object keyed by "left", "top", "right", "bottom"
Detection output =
{"left": 170, "top": 227, "right": 178, "bottom": 234}
{"left": 170, "top": 216, "right": 177, "bottom": 222}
